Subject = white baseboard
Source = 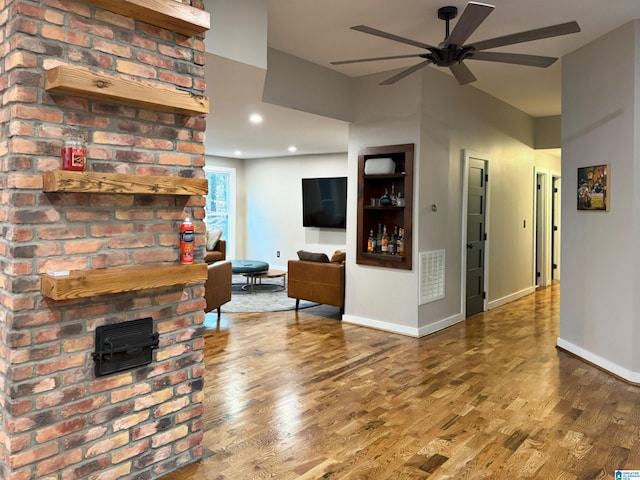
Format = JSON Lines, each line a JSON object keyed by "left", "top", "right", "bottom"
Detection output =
{"left": 556, "top": 337, "right": 640, "bottom": 384}
{"left": 487, "top": 286, "right": 535, "bottom": 310}
{"left": 342, "top": 315, "right": 421, "bottom": 337}
{"left": 417, "top": 312, "right": 465, "bottom": 337}
{"left": 342, "top": 312, "right": 465, "bottom": 338}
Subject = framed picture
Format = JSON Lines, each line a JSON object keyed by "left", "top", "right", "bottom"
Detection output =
{"left": 577, "top": 164, "right": 609, "bottom": 211}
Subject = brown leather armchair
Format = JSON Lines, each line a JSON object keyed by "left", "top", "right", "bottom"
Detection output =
{"left": 204, "top": 239, "right": 226, "bottom": 264}
{"left": 204, "top": 261, "right": 232, "bottom": 318}
{"left": 287, "top": 259, "right": 345, "bottom": 313}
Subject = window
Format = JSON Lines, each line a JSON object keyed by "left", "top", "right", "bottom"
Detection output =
{"left": 204, "top": 166, "right": 236, "bottom": 259}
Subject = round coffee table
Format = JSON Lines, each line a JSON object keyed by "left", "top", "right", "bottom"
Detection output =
{"left": 230, "top": 260, "right": 269, "bottom": 293}
{"left": 249, "top": 269, "right": 287, "bottom": 292}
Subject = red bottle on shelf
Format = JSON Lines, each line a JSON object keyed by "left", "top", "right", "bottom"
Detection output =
{"left": 61, "top": 133, "right": 86, "bottom": 171}
{"left": 179, "top": 218, "right": 195, "bottom": 264}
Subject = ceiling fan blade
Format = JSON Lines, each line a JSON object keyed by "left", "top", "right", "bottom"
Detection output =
{"left": 470, "top": 51, "right": 557, "bottom": 68}
{"left": 380, "top": 60, "right": 432, "bottom": 85}
{"left": 469, "top": 21, "right": 580, "bottom": 52}
{"left": 449, "top": 62, "right": 477, "bottom": 85}
{"left": 331, "top": 54, "right": 424, "bottom": 66}
{"left": 443, "top": 2, "right": 494, "bottom": 47}
{"left": 351, "top": 25, "right": 436, "bottom": 50}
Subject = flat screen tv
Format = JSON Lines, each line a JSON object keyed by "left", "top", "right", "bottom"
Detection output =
{"left": 302, "top": 176, "right": 347, "bottom": 229}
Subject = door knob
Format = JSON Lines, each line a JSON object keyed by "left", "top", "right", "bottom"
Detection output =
{"left": 467, "top": 243, "right": 474, "bottom": 249}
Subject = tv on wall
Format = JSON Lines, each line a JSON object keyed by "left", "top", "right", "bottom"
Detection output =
{"left": 302, "top": 176, "right": 347, "bottom": 229}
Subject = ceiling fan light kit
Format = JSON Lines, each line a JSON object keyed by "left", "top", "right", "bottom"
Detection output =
{"left": 331, "top": 1, "right": 581, "bottom": 86}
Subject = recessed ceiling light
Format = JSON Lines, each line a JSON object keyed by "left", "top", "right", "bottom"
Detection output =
{"left": 288, "top": 146, "right": 297, "bottom": 153}
{"left": 249, "top": 113, "right": 263, "bottom": 124}
{"left": 234, "top": 150, "right": 242, "bottom": 156}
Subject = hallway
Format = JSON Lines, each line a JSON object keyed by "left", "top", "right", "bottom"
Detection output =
{"left": 162, "top": 285, "right": 640, "bottom": 479}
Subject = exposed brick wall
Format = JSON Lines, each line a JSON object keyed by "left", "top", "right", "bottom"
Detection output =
{"left": 0, "top": 0, "right": 208, "bottom": 478}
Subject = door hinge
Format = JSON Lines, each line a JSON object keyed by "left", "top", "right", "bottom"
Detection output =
{"left": 484, "top": 232, "right": 487, "bottom": 241}
{"left": 537, "top": 184, "right": 541, "bottom": 190}
{"left": 482, "top": 291, "right": 486, "bottom": 300}
{"left": 553, "top": 264, "right": 558, "bottom": 270}
{"left": 554, "top": 188, "right": 558, "bottom": 193}
{"left": 553, "top": 226, "right": 558, "bottom": 231}
{"left": 536, "top": 271, "right": 541, "bottom": 278}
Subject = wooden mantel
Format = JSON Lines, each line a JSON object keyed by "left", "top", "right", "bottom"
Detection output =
{"left": 83, "top": 0, "right": 210, "bottom": 37}
{"left": 42, "top": 170, "right": 208, "bottom": 196}
{"left": 45, "top": 65, "right": 210, "bottom": 116}
{"left": 41, "top": 263, "right": 208, "bottom": 300}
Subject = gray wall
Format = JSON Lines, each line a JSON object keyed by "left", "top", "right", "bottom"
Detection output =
{"left": 559, "top": 20, "right": 640, "bottom": 381}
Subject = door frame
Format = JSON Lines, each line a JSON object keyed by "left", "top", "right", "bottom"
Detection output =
{"left": 534, "top": 169, "right": 549, "bottom": 287}
{"left": 461, "top": 150, "right": 490, "bottom": 316}
{"left": 551, "top": 172, "right": 561, "bottom": 281}
{"left": 533, "top": 167, "right": 561, "bottom": 287}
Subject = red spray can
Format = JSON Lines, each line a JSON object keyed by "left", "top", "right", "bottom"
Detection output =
{"left": 179, "top": 218, "right": 194, "bottom": 264}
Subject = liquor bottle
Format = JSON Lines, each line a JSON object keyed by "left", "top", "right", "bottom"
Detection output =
{"left": 381, "top": 225, "right": 389, "bottom": 253}
{"left": 376, "top": 223, "right": 382, "bottom": 253}
{"left": 396, "top": 227, "right": 405, "bottom": 256}
{"left": 379, "top": 188, "right": 392, "bottom": 206}
{"left": 388, "top": 227, "right": 396, "bottom": 255}
{"left": 367, "top": 229, "right": 375, "bottom": 253}
{"left": 390, "top": 183, "right": 397, "bottom": 206}
{"left": 396, "top": 191, "right": 405, "bottom": 207}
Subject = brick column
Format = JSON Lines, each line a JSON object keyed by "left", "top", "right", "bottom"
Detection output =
{"left": 0, "top": 1, "right": 208, "bottom": 478}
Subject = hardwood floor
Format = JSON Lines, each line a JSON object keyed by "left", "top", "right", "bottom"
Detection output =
{"left": 161, "top": 285, "right": 640, "bottom": 479}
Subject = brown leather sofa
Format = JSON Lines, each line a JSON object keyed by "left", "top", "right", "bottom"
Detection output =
{"left": 204, "top": 239, "right": 226, "bottom": 264}
{"left": 204, "top": 260, "right": 232, "bottom": 318}
{"left": 287, "top": 258, "right": 345, "bottom": 313}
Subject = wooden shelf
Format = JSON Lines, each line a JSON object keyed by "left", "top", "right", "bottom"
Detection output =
{"left": 43, "top": 170, "right": 208, "bottom": 195}
{"left": 45, "top": 65, "right": 209, "bottom": 116}
{"left": 83, "top": 0, "right": 210, "bottom": 37}
{"left": 41, "top": 263, "right": 208, "bottom": 300}
{"left": 364, "top": 206, "right": 404, "bottom": 211}
{"left": 363, "top": 173, "right": 407, "bottom": 180}
{"left": 357, "top": 144, "right": 414, "bottom": 270}
{"left": 359, "top": 253, "right": 405, "bottom": 263}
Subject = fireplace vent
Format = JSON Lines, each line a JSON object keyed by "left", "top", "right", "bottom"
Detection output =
{"left": 92, "top": 317, "right": 159, "bottom": 376}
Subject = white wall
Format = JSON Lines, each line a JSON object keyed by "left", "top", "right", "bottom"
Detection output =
{"left": 204, "top": 0, "right": 267, "bottom": 69}
{"left": 559, "top": 21, "right": 640, "bottom": 381}
{"left": 344, "top": 71, "right": 423, "bottom": 333}
{"left": 242, "top": 153, "right": 348, "bottom": 270}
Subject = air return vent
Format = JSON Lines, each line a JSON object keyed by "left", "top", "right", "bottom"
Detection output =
{"left": 419, "top": 250, "right": 445, "bottom": 305}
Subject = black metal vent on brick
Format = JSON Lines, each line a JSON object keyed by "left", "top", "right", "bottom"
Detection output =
{"left": 92, "top": 317, "right": 159, "bottom": 376}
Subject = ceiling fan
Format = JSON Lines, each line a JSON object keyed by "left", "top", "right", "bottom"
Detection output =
{"left": 331, "top": 2, "right": 581, "bottom": 86}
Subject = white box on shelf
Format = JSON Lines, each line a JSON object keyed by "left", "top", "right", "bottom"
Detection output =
{"left": 364, "top": 157, "right": 395, "bottom": 175}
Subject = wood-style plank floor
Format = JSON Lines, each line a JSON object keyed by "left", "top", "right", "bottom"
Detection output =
{"left": 161, "top": 285, "right": 640, "bottom": 479}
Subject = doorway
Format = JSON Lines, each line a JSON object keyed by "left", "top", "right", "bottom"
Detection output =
{"left": 534, "top": 168, "right": 561, "bottom": 287}
{"left": 464, "top": 152, "right": 488, "bottom": 317}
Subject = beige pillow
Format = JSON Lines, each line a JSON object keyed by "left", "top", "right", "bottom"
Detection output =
{"left": 330, "top": 250, "right": 346, "bottom": 263}
{"left": 205, "top": 229, "right": 223, "bottom": 250}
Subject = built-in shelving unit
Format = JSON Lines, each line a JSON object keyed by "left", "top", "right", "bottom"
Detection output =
{"left": 45, "top": 65, "right": 209, "bottom": 116}
{"left": 41, "top": 263, "right": 208, "bottom": 300}
{"left": 357, "top": 144, "right": 414, "bottom": 270}
{"left": 43, "top": 170, "right": 208, "bottom": 195}
{"left": 83, "top": 0, "right": 210, "bottom": 37}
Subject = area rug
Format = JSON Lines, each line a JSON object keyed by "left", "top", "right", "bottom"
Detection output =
{"left": 219, "top": 275, "right": 318, "bottom": 313}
